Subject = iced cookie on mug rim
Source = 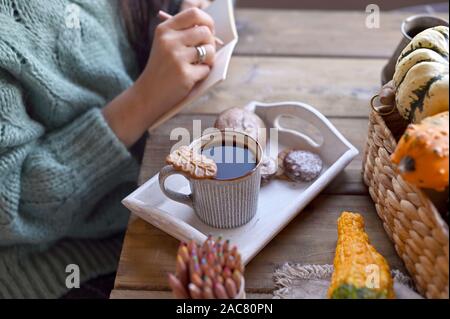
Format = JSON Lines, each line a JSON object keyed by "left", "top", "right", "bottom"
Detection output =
{"left": 166, "top": 146, "right": 217, "bottom": 179}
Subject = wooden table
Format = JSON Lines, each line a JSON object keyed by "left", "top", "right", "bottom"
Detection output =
{"left": 110, "top": 9, "right": 446, "bottom": 299}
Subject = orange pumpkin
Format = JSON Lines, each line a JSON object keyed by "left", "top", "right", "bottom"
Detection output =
{"left": 391, "top": 111, "right": 449, "bottom": 191}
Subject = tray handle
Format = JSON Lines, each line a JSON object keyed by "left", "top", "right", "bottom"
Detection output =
{"left": 252, "top": 101, "right": 349, "bottom": 151}
{"left": 273, "top": 114, "right": 321, "bottom": 149}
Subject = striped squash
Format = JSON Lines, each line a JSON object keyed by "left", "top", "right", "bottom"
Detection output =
{"left": 393, "top": 26, "right": 449, "bottom": 123}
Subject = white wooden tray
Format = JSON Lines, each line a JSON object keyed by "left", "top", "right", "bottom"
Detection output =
{"left": 122, "top": 101, "right": 359, "bottom": 265}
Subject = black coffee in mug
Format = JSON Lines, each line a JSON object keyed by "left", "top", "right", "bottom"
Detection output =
{"left": 202, "top": 143, "right": 257, "bottom": 180}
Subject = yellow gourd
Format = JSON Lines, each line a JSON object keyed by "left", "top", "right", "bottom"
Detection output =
{"left": 328, "top": 212, "right": 395, "bottom": 299}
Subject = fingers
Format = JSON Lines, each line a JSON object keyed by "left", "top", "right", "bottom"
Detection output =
{"left": 183, "top": 44, "right": 215, "bottom": 66}
{"left": 199, "top": 0, "right": 211, "bottom": 9}
{"left": 181, "top": 0, "right": 211, "bottom": 11}
{"left": 165, "top": 8, "right": 214, "bottom": 33}
{"left": 181, "top": 0, "right": 200, "bottom": 11}
{"left": 179, "top": 25, "right": 215, "bottom": 47}
{"left": 188, "top": 64, "right": 211, "bottom": 82}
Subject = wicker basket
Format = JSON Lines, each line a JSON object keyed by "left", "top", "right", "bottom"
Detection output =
{"left": 363, "top": 109, "right": 449, "bottom": 299}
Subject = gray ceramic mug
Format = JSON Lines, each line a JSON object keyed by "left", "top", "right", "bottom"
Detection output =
{"left": 381, "top": 14, "right": 449, "bottom": 85}
{"left": 159, "top": 131, "right": 263, "bottom": 229}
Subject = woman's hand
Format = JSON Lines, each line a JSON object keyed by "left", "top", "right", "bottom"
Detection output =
{"left": 137, "top": 8, "right": 216, "bottom": 112}
{"left": 103, "top": 8, "right": 216, "bottom": 148}
{"left": 181, "top": 0, "right": 212, "bottom": 10}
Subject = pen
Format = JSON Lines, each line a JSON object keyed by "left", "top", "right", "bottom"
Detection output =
{"left": 157, "top": 10, "right": 225, "bottom": 46}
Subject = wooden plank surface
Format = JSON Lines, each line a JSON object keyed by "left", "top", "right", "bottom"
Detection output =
{"left": 237, "top": 0, "right": 444, "bottom": 11}
{"left": 114, "top": 194, "right": 404, "bottom": 293}
{"left": 234, "top": 10, "right": 448, "bottom": 58}
{"left": 183, "top": 56, "right": 383, "bottom": 117}
{"left": 112, "top": 9, "right": 434, "bottom": 299}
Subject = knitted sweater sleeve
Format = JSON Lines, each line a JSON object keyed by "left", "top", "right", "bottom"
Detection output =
{"left": 0, "top": 71, "right": 138, "bottom": 246}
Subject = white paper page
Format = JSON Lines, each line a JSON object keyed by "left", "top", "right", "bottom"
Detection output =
{"left": 205, "top": 0, "right": 238, "bottom": 42}
{"left": 149, "top": 0, "right": 238, "bottom": 131}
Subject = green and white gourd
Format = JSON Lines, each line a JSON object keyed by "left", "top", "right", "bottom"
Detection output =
{"left": 393, "top": 26, "right": 449, "bottom": 123}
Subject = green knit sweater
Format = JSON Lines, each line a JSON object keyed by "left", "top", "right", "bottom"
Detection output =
{"left": 0, "top": 0, "right": 142, "bottom": 298}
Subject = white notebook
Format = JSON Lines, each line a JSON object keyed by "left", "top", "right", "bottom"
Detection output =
{"left": 149, "top": 0, "right": 238, "bottom": 131}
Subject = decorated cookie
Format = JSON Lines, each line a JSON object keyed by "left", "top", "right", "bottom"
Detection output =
{"left": 166, "top": 146, "right": 217, "bottom": 179}
{"left": 260, "top": 156, "right": 278, "bottom": 185}
{"left": 283, "top": 150, "right": 323, "bottom": 182}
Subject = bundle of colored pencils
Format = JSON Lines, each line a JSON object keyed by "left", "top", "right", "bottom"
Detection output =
{"left": 168, "top": 236, "right": 245, "bottom": 299}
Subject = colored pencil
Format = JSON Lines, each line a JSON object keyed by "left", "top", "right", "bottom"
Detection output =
{"left": 203, "top": 275, "right": 213, "bottom": 288}
{"left": 168, "top": 237, "right": 244, "bottom": 299}
{"left": 202, "top": 286, "right": 215, "bottom": 299}
{"left": 223, "top": 239, "right": 230, "bottom": 253}
{"left": 191, "top": 272, "right": 203, "bottom": 288}
{"left": 168, "top": 273, "right": 189, "bottom": 299}
{"left": 179, "top": 245, "right": 190, "bottom": 263}
{"left": 188, "top": 283, "right": 203, "bottom": 299}
{"left": 176, "top": 255, "right": 189, "bottom": 287}
{"left": 223, "top": 267, "right": 232, "bottom": 280}
{"left": 225, "top": 277, "right": 238, "bottom": 298}
{"left": 213, "top": 282, "right": 229, "bottom": 299}
{"left": 232, "top": 270, "right": 241, "bottom": 291}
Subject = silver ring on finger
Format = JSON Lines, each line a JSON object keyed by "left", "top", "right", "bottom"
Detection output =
{"left": 195, "top": 45, "right": 207, "bottom": 64}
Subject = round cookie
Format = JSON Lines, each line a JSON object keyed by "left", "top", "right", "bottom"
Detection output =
{"left": 214, "top": 107, "right": 266, "bottom": 145}
{"left": 283, "top": 150, "right": 323, "bottom": 182}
